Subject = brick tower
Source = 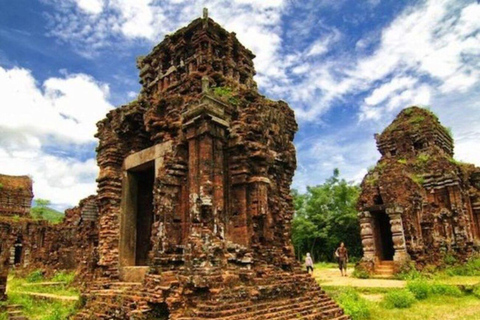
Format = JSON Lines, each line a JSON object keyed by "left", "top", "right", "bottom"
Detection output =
{"left": 75, "top": 10, "right": 349, "bottom": 320}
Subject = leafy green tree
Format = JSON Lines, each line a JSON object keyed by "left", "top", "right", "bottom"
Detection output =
{"left": 31, "top": 199, "right": 51, "bottom": 220}
{"left": 291, "top": 169, "right": 362, "bottom": 262}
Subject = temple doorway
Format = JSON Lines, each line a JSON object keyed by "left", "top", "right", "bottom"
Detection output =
{"left": 135, "top": 166, "right": 155, "bottom": 266}
{"left": 373, "top": 211, "right": 394, "bottom": 261}
{"left": 14, "top": 236, "right": 23, "bottom": 265}
{"left": 120, "top": 163, "right": 155, "bottom": 266}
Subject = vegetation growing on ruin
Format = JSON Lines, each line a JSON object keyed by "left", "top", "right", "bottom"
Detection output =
{"left": 213, "top": 86, "right": 240, "bottom": 106}
{"left": 291, "top": 169, "right": 362, "bottom": 262}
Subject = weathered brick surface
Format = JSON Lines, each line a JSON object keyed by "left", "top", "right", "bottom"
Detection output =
{"left": 357, "top": 107, "right": 480, "bottom": 273}
{"left": 76, "top": 12, "right": 348, "bottom": 320}
{"left": 0, "top": 192, "right": 99, "bottom": 300}
{"left": 0, "top": 175, "right": 33, "bottom": 217}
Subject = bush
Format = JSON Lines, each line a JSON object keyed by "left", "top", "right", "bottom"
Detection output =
{"left": 52, "top": 271, "right": 75, "bottom": 285}
{"left": 337, "top": 288, "right": 371, "bottom": 320}
{"left": 352, "top": 264, "right": 370, "bottom": 279}
{"left": 444, "top": 254, "right": 457, "bottom": 266}
{"left": 383, "top": 289, "right": 416, "bottom": 309}
{"left": 445, "top": 257, "right": 480, "bottom": 276}
{"left": 473, "top": 285, "right": 480, "bottom": 299}
{"left": 394, "top": 262, "right": 423, "bottom": 280}
{"left": 26, "top": 269, "right": 44, "bottom": 283}
{"left": 407, "top": 279, "right": 430, "bottom": 300}
{"left": 430, "top": 284, "right": 462, "bottom": 297}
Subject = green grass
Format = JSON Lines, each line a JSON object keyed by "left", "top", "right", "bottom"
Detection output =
{"left": 383, "top": 289, "right": 416, "bottom": 308}
{"left": 370, "top": 295, "right": 480, "bottom": 320}
{"left": 8, "top": 272, "right": 79, "bottom": 297}
{"left": 4, "top": 271, "right": 80, "bottom": 319}
{"left": 6, "top": 292, "right": 77, "bottom": 320}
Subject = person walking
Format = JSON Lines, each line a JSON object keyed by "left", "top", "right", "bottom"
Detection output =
{"left": 335, "top": 242, "right": 349, "bottom": 276}
{"left": 305, "top": 253, "right": 314, "bottom": 274}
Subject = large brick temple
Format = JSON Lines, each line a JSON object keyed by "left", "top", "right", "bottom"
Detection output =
{"left": 357, "top": 107, "right": 480, "bottom": 275}
{"left": 73, "top": 10, "right": 349, "bottom": 320}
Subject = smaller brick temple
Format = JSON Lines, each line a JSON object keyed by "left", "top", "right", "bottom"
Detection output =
{"left": 0, "top": 174, "right": 99, "bottom": 302}
{"left": 357, "top": 107, "right": 480, "bottom": 274}
{"left": 0, "top": 175, "right": 33, "bottom": 217}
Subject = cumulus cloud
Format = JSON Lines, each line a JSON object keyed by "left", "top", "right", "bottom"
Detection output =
{"left": 19, "top": 0, "right": 480, "bottom": 194}
{"left": 43, "top": 0, "right": 287, "bottom": 83}
{"left": 0, "top": 66, "right": 113, "bottom": 208}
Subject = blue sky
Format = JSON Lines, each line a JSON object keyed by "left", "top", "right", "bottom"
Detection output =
{"left": 0, "top": 0, "right": 479, "bottom": 210}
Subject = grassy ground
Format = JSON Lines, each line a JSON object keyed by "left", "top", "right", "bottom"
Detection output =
{"left": 324, "top": 286, "right": 480, "bottom": 320}
{"left": 316, "top": 257, "right": 480, "bottom": 320}
{"left": 0, "top": 270, "right": 80, "bottom": 320}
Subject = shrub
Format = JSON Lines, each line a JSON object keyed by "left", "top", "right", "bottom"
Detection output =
{"left": 394, "top": 262, "right": 423, "bottom": 280}
{"left": 337, "top": 288, "right": 371, "bottom": 320}
{"left": 473, "top": 285, "right": 480, "bottom": 299}
{"left": 397, "top": 158, "right": 407, "bottom": 165}
{"left": 352, "top": 264, "right": 370, "bottom": 279}
{"left": 407, "top": 279, "right": 430, "bottom": 300}
{"left": 26, "top": 269, "right": 44, "bottom": 283}
{"left": 445, "top": 257, "right": 480, "bottom": 276}
{"left": 352, "top": 269, "right": 370, "bottom": 279}
{"left": 52, "top": 271, "right": 75, "bottom": 285}
{"left": 430, "top": 284, "right": 462, "bottom": 297}
{"left": 383, "top": 289, "right": 416, "bottom": 309}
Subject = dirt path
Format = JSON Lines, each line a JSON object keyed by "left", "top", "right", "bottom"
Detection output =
{"left": 313, "top": 268, "right": 406, "bottom": 288}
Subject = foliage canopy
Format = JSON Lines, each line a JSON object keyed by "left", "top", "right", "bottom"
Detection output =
{"left": 291, "top": 169, "right": 362, "bottom": 262}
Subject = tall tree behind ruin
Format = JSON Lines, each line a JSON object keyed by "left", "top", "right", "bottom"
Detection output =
{"left": 292, "top": 169, "right": 362, "bottom": 262}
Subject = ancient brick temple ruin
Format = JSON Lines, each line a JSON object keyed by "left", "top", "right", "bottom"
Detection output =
{"left": 0, "top": 174, "right": 34, "bottom": 300}
{"left": 0, "top": 174, "right": 98, "bottom": 302}
{"left": 74, "top": 10, "right": 349, "bottom": 320}
{"left": 357, "top": 107, "right": 480, "bottom": 274}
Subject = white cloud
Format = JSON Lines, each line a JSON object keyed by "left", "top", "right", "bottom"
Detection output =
{"left": 0, "top": 66, "right": 112, "bottom": 208}
{"left": 44, "top": 0, "right": 288, "bottom": 83}
{"left": 0, "top": 67, "right": 112, "bottom": 144}
{"left": 75, "top": 0, "right": 104, "bottom": 14}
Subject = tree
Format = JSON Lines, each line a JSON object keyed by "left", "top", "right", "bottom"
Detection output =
{"left": 291, "top": 169, "right": 362, "bottom": 262}
{"left": 31, "top": 199, "right": 51, "bottom": 220}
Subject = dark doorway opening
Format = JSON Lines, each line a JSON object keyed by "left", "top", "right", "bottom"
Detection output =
{"left": 373, "top": 211, "right": 394, "bottom": 261}
{"left": 146, "top": 302, "right": 169, "bottom": 320}
{"left": 14, "top": 236, "right": 23, "bottom": 265}
{"left": 134, "top": 166, "right": 155, "bottom": 266}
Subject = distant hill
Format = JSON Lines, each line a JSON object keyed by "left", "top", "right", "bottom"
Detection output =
{"left": 31, "top": 206, "right": 64, "bottom": 224}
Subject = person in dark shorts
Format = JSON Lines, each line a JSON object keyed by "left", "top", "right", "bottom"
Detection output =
{"left": 305, "top": 253, "right": 314, "bottom": 274}
{"left": 335, "top": 242, "right": 348, "bottom": 276}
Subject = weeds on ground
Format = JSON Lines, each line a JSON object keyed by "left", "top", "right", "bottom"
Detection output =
{"left": 444, "top": 257, "right": 480, "bottom": 276}
{"left": 335, "top": 288, "right": 371, "bottom": 320}
{"left": 407, "top": 279, "right": 463, "bottom": 300}
{"left": 26, "top": 269, "right": 44, "bottom": 283}
{"left": 51, "top": 271, "right": 75, "bottom": 285}
{"left": 7, "top": 291, "right": 77, "bottom": 320}
{"left": 383, "top": 289, "right": 416, "bottom": 309}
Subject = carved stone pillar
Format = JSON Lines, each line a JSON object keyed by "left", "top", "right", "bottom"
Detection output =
{"left": 386, "top": 207, "right": 410, "bottom": 263}
{"left": 358, "top": 211, "right": 375, "bottom": 261}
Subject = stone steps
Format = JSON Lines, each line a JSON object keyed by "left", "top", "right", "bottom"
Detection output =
{"left": 7, "top": 304, "right": 28, "bottom": 320}
{"left": 374, "top": 261, "right": 394, "bottom": 277}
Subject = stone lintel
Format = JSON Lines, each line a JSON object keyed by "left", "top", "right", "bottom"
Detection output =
{"left": 248, "top": 176, "right": 271, "bottom": 184}
{"left": 123, "top": 141, "right": 173, "bottom": 171}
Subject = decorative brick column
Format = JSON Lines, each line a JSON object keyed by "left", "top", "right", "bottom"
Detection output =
{"left": 386, "top": 207, "right": 410, "bottom": 263}
{"left": 358, "top": 211, "right": 376, "bottom": 261}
